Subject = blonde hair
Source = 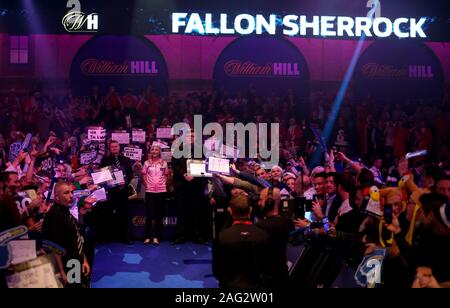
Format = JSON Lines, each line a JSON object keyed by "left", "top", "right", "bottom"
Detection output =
{"left": 149, "top": 144, "right": 162, "bottom": 159}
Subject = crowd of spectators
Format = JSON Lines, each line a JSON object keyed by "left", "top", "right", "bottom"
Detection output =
{"left": 1, "top": 84, "right": 449, "bottom": 288}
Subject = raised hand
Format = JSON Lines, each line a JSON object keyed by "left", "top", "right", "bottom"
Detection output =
{"left": 297, "top": 156, "right": 306, "bottom": 167}
{"left": 328, "top": 150, "right": 335, "bottom": 163}
{"left": 336, "top": 151, "right": 348, "bottom": 162}
{"left": 49, "top": 147, "right": 62, "bottom": 155}
{"left": 312, "top": 198, "right": 324, "bottom": 220}
{"left": 412, "top": 267, "right": 441, "bottom": 288}
{"left": 382, "top": 215, "right": 402, "bottom": 235}
{"left": 17, "top": 150, "right": 28, "bottom": 162}
{"left": 28, "top": 220, "right": 43, "bottom": 232}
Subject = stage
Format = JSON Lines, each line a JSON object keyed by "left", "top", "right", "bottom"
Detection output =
{"left": 91, "top": 242, "right": 218, "bottom": 288}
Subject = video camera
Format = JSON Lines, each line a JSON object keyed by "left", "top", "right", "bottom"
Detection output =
{"left": 280, "top": 196, "right": 310, "bottom": 219}
{"left": 281, "top": 194, "right": 325, "bottom": 220}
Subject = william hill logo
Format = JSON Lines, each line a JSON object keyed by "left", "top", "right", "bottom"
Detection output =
{"left": 132, "top": 216, "right": 146, "bottom": 227}
{"left": 62, "top": 11, "right": 99, "bottom": 32}
{"left": 80, "top": 59, "right": 159, "bottom": 75}
{"left": 132, "top": 216, "right": 177, "bottom": 227}
{"left": 362, "top": 63, "right": 434, "bottom": 80}
{"left": 224, "top": 60, "right": 300, "bottom": 77}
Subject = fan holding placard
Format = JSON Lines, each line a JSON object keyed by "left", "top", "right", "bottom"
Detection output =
{"left": 170, "top": 131, "right": 209, "bottom": 245}
{"left": 99, "top": 141, "right": 134, "bottom": 244}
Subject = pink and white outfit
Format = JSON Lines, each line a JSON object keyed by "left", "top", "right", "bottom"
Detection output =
{"left": 141, "top": 159, "right": 168, "bottom": 240}
{"left": 142, "top": 159, "right": 168, "bottom": 193}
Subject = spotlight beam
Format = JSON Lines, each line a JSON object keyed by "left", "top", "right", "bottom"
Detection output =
{"left": 309, "top": 1, "right": 379, "bottom": 168}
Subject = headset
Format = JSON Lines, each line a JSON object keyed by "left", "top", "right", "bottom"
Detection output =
{"left": 263, "top": 186, "right": 275, "bottom": 214}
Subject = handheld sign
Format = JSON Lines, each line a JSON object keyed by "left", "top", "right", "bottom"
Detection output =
{"left": 123, "top": 146, "right": 143, "bottom": 161}
{"left": 89, "top": 188, "right": 108, "bottom": 204}
{"left": 107, "top": 168, "right": 126, "bottom": 187}
{"left": 206, "top": 156, "right": 231, "bottom": 175}
{"left": 405, "top": 150, "right": 427, "bottom": 160}
{"left": 91, "top": 167, "right": 114, "bottom": 185}
{"left": 87, "top": 127, "right": 106, "bottom": 142}
{"left": 132, "top": 129, "right": 146, "bottom": 143}
{"left": 111, "top": 131, "right": 130, "bottom": 145}
{"left": 8, "top": 240, "right": 37, "bottom": 265}
{"left": 222, "top": 144, "right": 240, "bottom": 159}
{"left": 6, "top": 255, "right": 60, "bottom": 288}
{"left": 21, "top": 133, "right": 32, "bottom": 151}
{"left": 187, "top": 159, "right": 213, "bottom": 178}
{"left": 79, "top": 151, "right": 97, "bottom": 165}
{"left": 156, "top": 128, "right": 173, "bottom": 139}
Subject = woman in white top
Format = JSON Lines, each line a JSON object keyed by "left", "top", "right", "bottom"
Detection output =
{"left": 141, "top": 144, "right": 169, "bottom": 245}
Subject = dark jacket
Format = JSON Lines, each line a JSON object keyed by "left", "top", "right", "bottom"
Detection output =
{"left": 256, "top": 216, "right": 290, "bottom": 285}
{"left": 213, "top": 223, "right": 272, "bottom": 288}
{"left": 395, "top": 228, "right": 450, "bottom": 284}
{"left": 326, "top": 194, "right": 342, "bottom": 224}
{"left": 171, "top": 155, "right": 207, "bottom": 192}
{"left": 42, "top": 203, "right": 85, "bottom": 269}
{"left": 171, "top": 155, "right": 188, "bottom": 188}
{"left": 0, "top": 194, "right": 22, "bottom": 232}
{"left": 335, "top": 209, "right": 364, "bottom": 234}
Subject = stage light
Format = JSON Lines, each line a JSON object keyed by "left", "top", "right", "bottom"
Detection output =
{"left": 309, "top": 0, "right": 380, "bottom": 167}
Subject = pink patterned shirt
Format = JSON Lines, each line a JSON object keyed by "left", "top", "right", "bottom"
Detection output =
{"left": 142, "top": 159, "right": 168, "bottom": 193}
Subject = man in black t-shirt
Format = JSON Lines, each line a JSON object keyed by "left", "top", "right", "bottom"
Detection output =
{"left": 213, "top": 195, "right": 272, "bottom": 288}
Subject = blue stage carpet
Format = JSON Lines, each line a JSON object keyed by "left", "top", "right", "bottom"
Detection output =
{"left": 91, "top": 242, "right": 219, "bottom": 288}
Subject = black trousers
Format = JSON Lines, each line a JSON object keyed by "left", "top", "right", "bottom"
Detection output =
{"left": 174, "top": 182, "right": 210, "bottom": 240}
{"left": 97, "top": 187, "right": 129, "bottom": 242}
{"left": 144, "top": 192, "right": 166, "bottom": 240}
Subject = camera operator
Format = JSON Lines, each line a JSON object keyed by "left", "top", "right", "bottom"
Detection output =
{"left": 256, "top": 187, "right": 291, "bottom": 287}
